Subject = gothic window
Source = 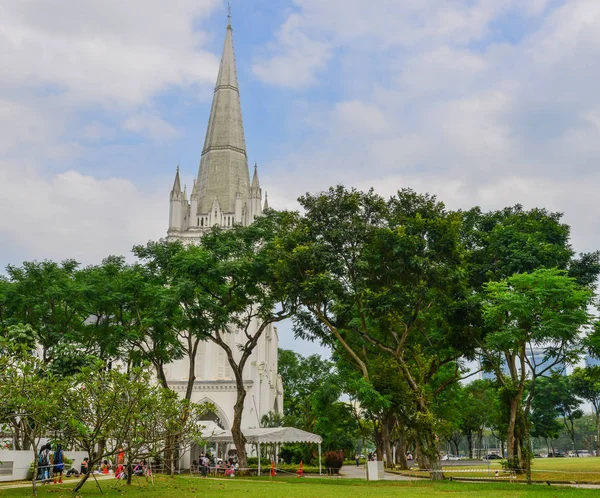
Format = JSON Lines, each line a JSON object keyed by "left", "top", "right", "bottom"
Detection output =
{"left": 197, "top": 217, "right": 200, "bottom": 227}
{"left": 201, "top": 218, "right": 204, "bottom": 227}
{"left": 217, "top": 348, "right": 226, "bottom": 379}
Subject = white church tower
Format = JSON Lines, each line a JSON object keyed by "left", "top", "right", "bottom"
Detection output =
{"left": 164, "top": 13, "right": 283, "bottom": 448}
{"left": 167, "top": 12, "right": 264, "bottom": 241}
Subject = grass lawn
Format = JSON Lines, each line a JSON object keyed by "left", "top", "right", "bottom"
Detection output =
{"left": 398, "top": 458, "right": 600, "bottom": 483}
{"left": 1, "top": 475, "right": 599, "bottom": 497}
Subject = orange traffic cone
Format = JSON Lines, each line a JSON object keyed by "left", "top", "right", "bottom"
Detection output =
{"left": 297, "top": 461, "right": 304, "bottom": 478}
{"left": 270, "top": 462, "right": 276, "bottom": 478}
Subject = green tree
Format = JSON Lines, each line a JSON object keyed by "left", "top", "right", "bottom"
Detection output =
{"left": 571, "top": 366, "right": 600, "bottom": 456}
{"left": 482, "top": 268, "right": 592, "bottom": 475}
{"left": 66, "top": 364, "right": 209, "bottom": 491}
{"left": 278, "top": 349, "right": 359, "bottom": 462}
{"left": 530, "top": 377, "right": 563, "bottom": 455}
{"left": 2, "top": 260, "right": 86, "bottom": 365}
{"left": 274, "top": 186, "right": 475, "bottom": 478}
{"left": 458, "top": 380, "right": 496, "bottom": 459}
{"left": 79, "top": 256, "right": 185, "bottom": 387}
{"left": 134, "top": 215, "right": 295, "bottom": 472}
{"left": 0, "top": 339, "right": 66, "bottom": 496}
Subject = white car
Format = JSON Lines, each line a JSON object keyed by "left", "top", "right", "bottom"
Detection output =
{"left": 441, "top": 454, "right": 460, "bottom": 461}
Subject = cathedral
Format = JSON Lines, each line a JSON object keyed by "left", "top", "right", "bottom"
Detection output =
{"left": 164, "top": 14, "right": 283, "bottom": 440}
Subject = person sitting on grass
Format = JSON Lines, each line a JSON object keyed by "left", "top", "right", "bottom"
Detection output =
{"left": 224, "top": 462, "right": 234, "bottom": 478}
{"left": 115, "top": 464, "right": 126, "bottom": 480}
{"left": 133, "top": 461, "right": 145, "bottom": 476}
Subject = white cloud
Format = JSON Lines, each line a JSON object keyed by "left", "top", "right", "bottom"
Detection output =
{"left": 0, "top": 99, "right": 62, "bottom": 154}
{"left": 253, "top": 13, "right": 332, "bottom": 88}
{"left": 253, "top": 0, "right": 551, "bottom": 88}
{"left": 333, "top": 100, "right": 388, "bottom": 135}
{"left": 261, "top": 0, "right": 600, "bottom": 257}
{"left": 0, "top": 1, "right": 224, "bottom": 268}
{"left": 0, "top": 0, "right": 222, "bottom": 106}
{"left": 0, "top": 161, "right": 165, "bottom": 266}
{"left": 83, "top": 122, "right": 116, "bottom": 142}
{"left": 123, "top": 113, "right": 181, "bottom": 142}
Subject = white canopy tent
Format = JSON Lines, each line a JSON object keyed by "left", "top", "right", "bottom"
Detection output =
{"left": 200, "top": 426, "right": 323, "bottom": 475}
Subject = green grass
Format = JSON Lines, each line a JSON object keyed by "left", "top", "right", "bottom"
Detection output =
{"left": 0, "top": 475, "right": 598, "bottom": 497}
{"left": 399, "top": 457, "right": 600, "bottom": 483}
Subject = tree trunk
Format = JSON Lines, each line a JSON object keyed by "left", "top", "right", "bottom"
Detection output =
{"left": 31, "top": 448, "right": 38, "bottom": 497}
{"left": 596, "top": 410, "right": 600, "bottom": 457}
{"left": 231, "top": 379, "right": 248, "bottom": 472}
{"left": 416, "top": 430, "right": 443, "bottom": 480}
{"left": 73, "top": 470, "right": 91, "bottom": 493}
{"left": 382, "top": 421, "right": 393, "bottom": 468}
{"left": 506, "top": 396, "right": 520, "bottom": 468}
{"left": 523, "top": 414, "right": 532, "bottom": 484}
{"left": 126, "top": 463, "right": 133, "bottom": 485}
{"left": 397, "top": 438, "right": 409, "bottom": 470}
{"left": 466, "top": 430, "right": 473, "bottom": 459}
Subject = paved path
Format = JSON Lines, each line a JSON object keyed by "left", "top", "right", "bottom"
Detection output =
{"left": 339, "top": 465, "right": 415, "bottom": 481}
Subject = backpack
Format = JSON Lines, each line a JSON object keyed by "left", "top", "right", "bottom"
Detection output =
{"left": 39, "top": 448, "right": 49, "bottom": 466}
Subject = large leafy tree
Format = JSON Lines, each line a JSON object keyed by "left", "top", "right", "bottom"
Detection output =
{"left": 278, "top": 349, "right": 359, "bottom": 460}
{"left": 66, "top": 364, "right": 209, "bottom": 492}
{"left": 0, "top": 339, "right": 66, "bottom": 496}
{"left": 458, "top": 380, "right": 496, "bottom": 459}
{"left": 482, "top": 268, "right": 592, "bottom": 475}
{"left": 570, "top": 366, "right": 600, "bottom": 456}
{"left": 78, "top": 255, "right": 185, "bottom": 388}
{"left": 273, "top": 186, "right": 476, "bottom": 478}
{"left": 134, "top": 214, "right": 295, "bottom": 472}
{"left": 462, "top": 205, "right": 600, "bottom": 472}
{"left": 2, "top": 260, "right": 87, "bottom": 366}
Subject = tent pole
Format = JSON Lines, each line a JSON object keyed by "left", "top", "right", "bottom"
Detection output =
{"left": 318, "top": 443, "right": 322, "bottom": 476}
{"left": 258, "top": 442, "right": 261, "bottom": 476}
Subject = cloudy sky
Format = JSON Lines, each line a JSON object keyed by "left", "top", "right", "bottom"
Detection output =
{"left": 1, "top": 0, "right": 600, "bottom": 353}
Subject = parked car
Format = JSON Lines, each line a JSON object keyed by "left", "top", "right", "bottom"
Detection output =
{"left": 483, "top": 454, "right": 503, "bottom": 460}
{"left": 568, "top": 450, "right": 593, "bottom": 457}
{"left": 547, "top": 452, "right": 565, "bottom": 457}
{"left": 441, "top": 454, "right": 460, "bottom": 461}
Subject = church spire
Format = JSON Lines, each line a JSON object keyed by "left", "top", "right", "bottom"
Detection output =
{"left": 170, "top": 166, "right": 181, "bottom": 198}
{"left": 263, "top": 191, "right": 269, "bottom": 210}
{"left": 195, "top": 9, "right": 249, "bottom": 215}
{"left": 251, "top": 162, "right": 260, "bottom": 189}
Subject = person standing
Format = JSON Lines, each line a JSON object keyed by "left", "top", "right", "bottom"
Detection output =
{"left": 53, "top": 444, "right": 65, "bottom": 484}
{"left": 355, "top": 454, "right": 360, "bottom": 467}
{"left": 39, "top": 444, "right": 51, "bottom": 484}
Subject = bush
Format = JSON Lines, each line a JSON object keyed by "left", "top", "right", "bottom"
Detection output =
{"left": 247, "top": 457, "right": 271, "bottom": 467}
{"left": 276, "top": 463, "right": 321, "bottom": 475}
{"left": 324, "top": 451, "right": 344, "bottom": 474}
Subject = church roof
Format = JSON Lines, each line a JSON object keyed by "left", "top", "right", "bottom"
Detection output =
{"left": 195, "top": 15, "right": 250, "bottom": 214}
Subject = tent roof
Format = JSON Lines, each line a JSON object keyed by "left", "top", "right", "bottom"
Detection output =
{"left": 200, "top": 426, "right": 322, "bottom": 444}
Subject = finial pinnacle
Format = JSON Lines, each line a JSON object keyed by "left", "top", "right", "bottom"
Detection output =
{"left": 227, "top": 1, "right": 232, "bottom": 27}
{"left": 176, "top": 165, "right": 179, "bottom": 173}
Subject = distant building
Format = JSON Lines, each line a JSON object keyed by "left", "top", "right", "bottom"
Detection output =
{"left": 584, "top": 355, "right": 600, "bottom": 368}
